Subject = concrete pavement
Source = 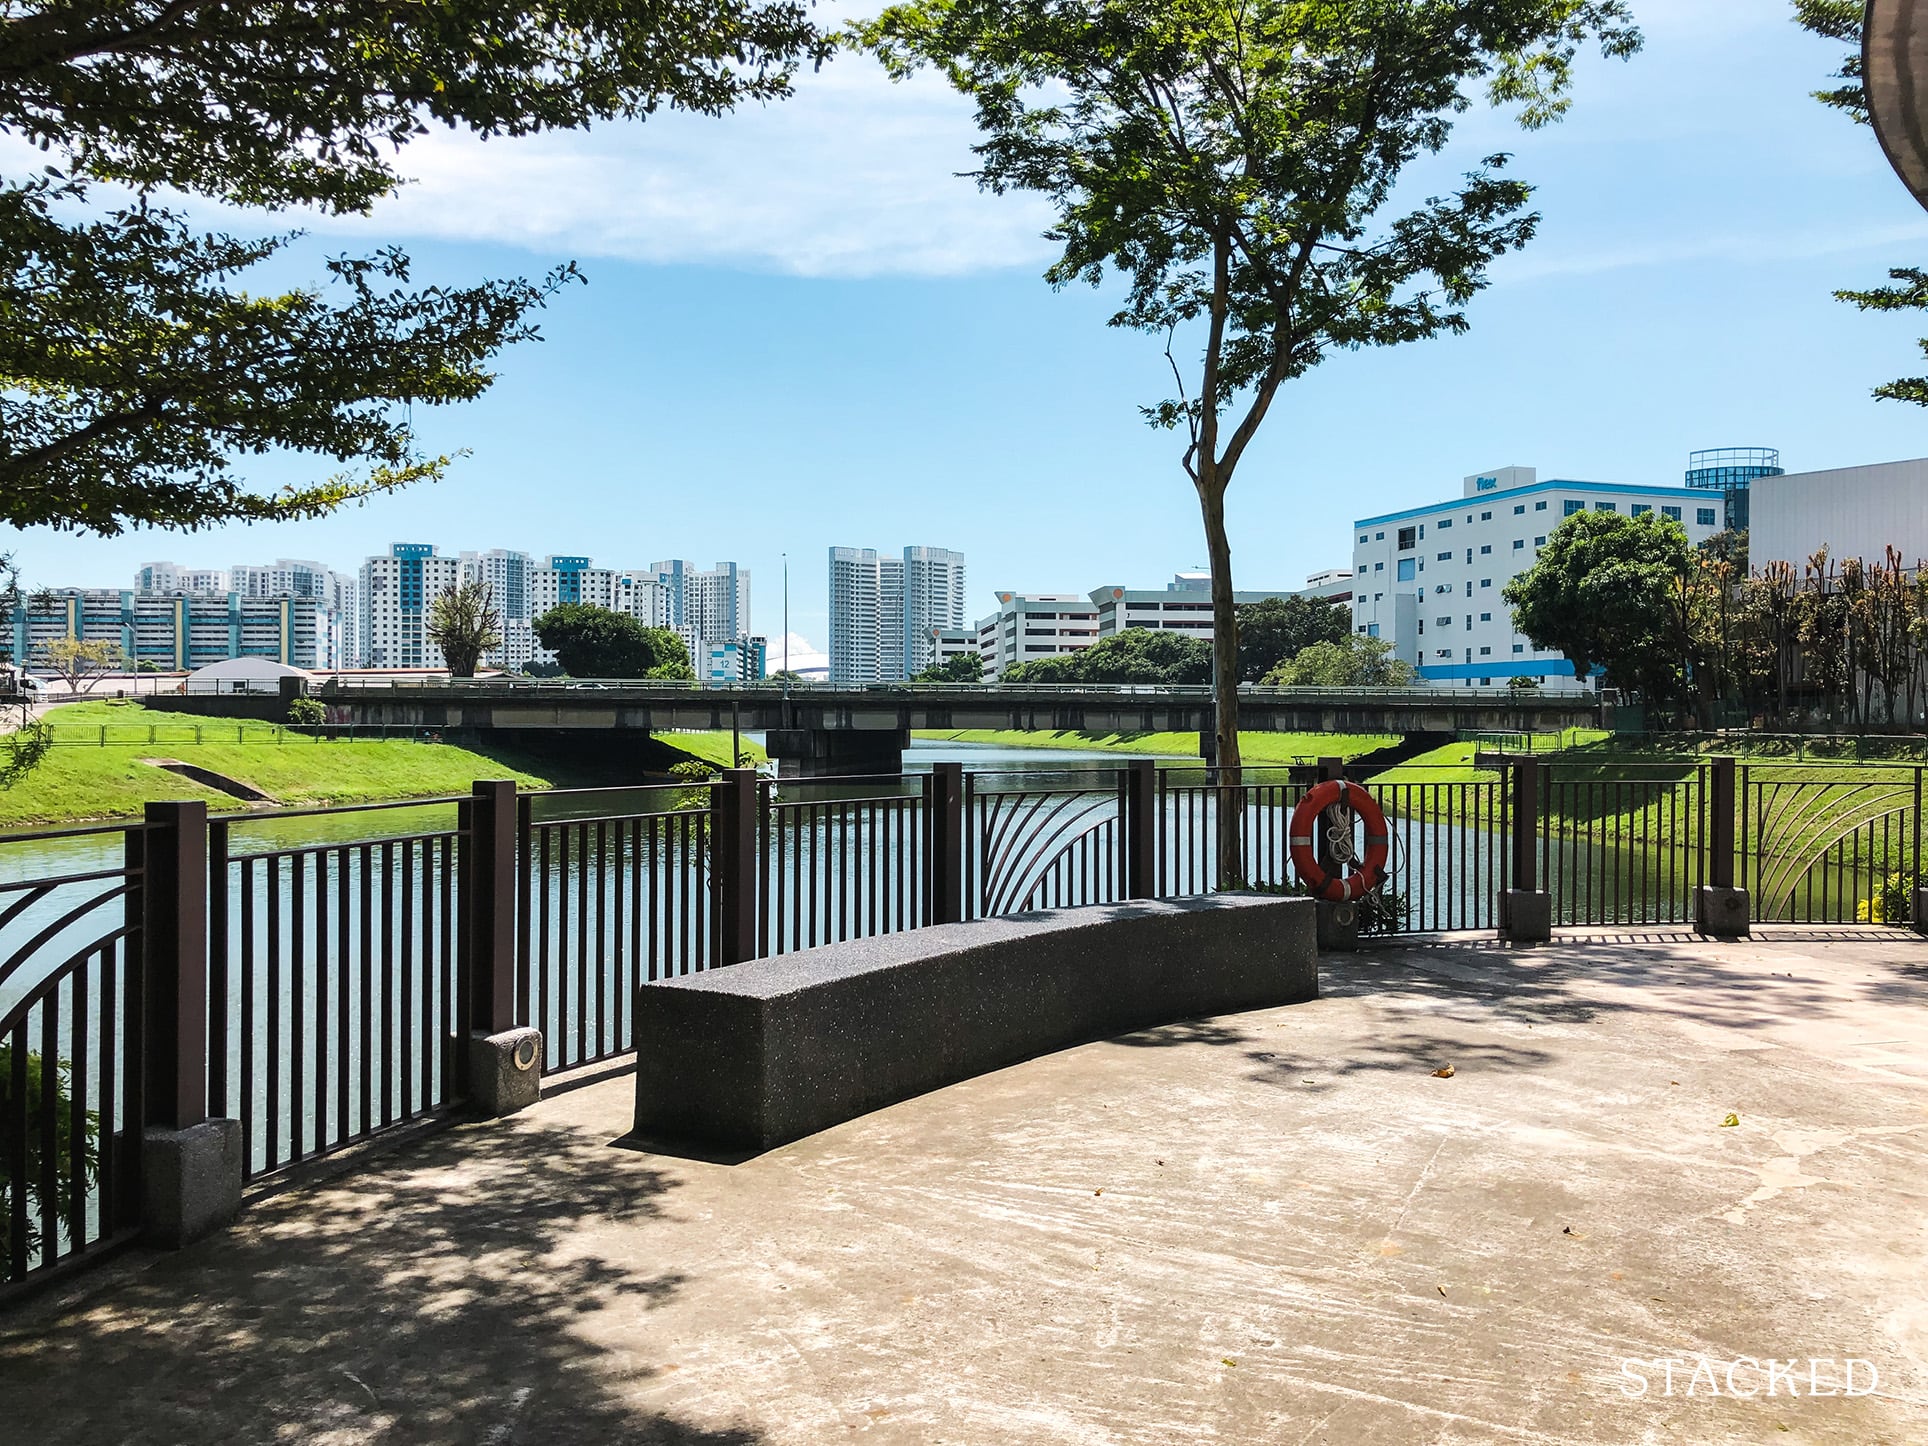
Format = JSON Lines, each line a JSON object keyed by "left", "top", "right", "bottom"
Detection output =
{"left": 4, "top": 927, "right": 1926, "bottom": 1443}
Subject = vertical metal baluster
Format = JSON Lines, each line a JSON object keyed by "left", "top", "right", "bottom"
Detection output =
{"left": 266, "top": 855, "right": 281, "bottom": 1171}
{"left": 290, "top": 853, "right": 305, "bottom": 1163}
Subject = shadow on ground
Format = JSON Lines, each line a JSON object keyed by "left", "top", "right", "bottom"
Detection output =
{"left": 0, "top": 1115, "right": 756, "bottom": 1446}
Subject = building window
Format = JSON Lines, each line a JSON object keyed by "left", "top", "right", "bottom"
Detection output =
{"left": 1663, "top": 505, "right": 1682, "bottom": 521}
{"left": 1395, "top": 558, "right": 1414, "bottom": 581}
{"left": 1480, "top": 578, "right": 1492, "bottom": 588}
{"left": 1631, "top": 504, "right": 1650, "bottom": 516}
{"left": 1479, "top": 647, "right": 1492, "bottom": 656}
{"left": 1436, "top": 616, "right": 1452, "bottom": 627}
{"left": 1436, "top": 649, "right": 1452, "bottom": 659}
{"left": 1375, "top": 531, "right": 1385, "bottom": 540}
{"left": 1512, "top": 539, "right": 1525, "bottom": 550}
{"left": 1480, "top": 544, "right": 1492, "bottom": 554}
{"left": 1534, "top": 536, "right": 1546, "bottom": 546}
{"left": 1479, "top": 612, "right": 1492, "bottom": 622}
{"left": 1563, "top": 501, "right": 1584, "bottom": 516}
{"left": 1358, "top": 534, "right": 1369, "bottom": 544}
{"left": 1513, "top": 505, "right": 1526, "bottom": 515}
{"left": 1366, "top": 623, "right": 1379, "bottom": 638}
{"left": 1357, "top": 565, "right": 1367, "bottom": 575}
{"left": 1512, "top": 644, "right": 1525, "bottom": 654}
{"left": 1375, "top": 561, "right": 1385, "bottom": 572}
{"left": 1438, "top": 518, "right": 1452, "bottom": 529}
{"left": 1697, "top": 507, "right": 1718, "bottom": 526}
{"left": 1595, "top": 502, "right": 1617, "bottom": 513}
{"left": 1397, "top": 526, "right": 1417, "bottom": 550}
{"left": 1536, "top": 501, "right": 1549, "bottom": 511}
{"left": 1436, "top": 551, "right": 1452, "bottom": 561}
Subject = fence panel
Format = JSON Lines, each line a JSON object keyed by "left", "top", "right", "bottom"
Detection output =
{"left": 1541, "top": 766, "right": 1705, "bottom": 926}
{"left": 210, "top": 805, "right": 462, "bottom": 1181}
{"left": 518, "top": 786, "right": 714, "bottom": 1073}
{"left": 1742, "top": 765, "right": 1923, "bottom": 924}
{"left": 1372, "top": 771, "right": 1511, "bottom": 934}
{"left": 760, "top": 777, "right": 925, "bottom": 954}
{"left": 968, "top": 768, "right": 1125, "bottom": 919}
{"left": 0, "top": 824, "right": 145, "bottom": 1290}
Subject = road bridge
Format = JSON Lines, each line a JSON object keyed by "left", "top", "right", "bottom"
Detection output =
{"left": 305, "top": 679, "right": 1610, "bottom": 776}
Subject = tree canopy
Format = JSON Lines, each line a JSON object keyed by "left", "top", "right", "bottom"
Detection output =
{"left": 861, "top": 0, "right": 1636, "bottom": 882}
{"left": 1502, "top": 510, "right": 1691, "bottom": 692}
{"left": 426, "top": 580, "right": 504, "bottom": 679}
{"left": 1003, "top": 628, "right": 1211, "bottom": 685}
{"left": 1262, "top": 634, "right": 1414, "bottom": 687}
{"left": 911, "top": 653, "right": 984, "bottom": 683}
{"left": 0, "top": 1, "right": 830, "bottom": 533}
{"left": 532, "top": 605, "right": 694, "bottom": 680}
{"left": 1791, "top": 1, "right": 1928, "bottom": 405}
{"left": 1237, "top": 595, "right": 1349, "bottom": 681}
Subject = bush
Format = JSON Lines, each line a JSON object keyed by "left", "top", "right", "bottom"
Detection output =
{"left": 286, "top": 696, "right": 325, "bottom": 725}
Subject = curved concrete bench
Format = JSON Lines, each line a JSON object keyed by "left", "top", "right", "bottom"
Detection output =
{"left": 631, "top": 893, "right": 1316, "bottom": 1149}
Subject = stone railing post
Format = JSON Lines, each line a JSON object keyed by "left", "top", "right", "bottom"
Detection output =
{"left": 1122, "top": 758, "right": 1157, "bottom": 900}
{"left": 139, "top": 799, "right": 242, "bottom": 1248}
{"left": 462, "top": 779, "right": 541, "bottom": 1116}
{"left": 924, "top": 762, "right": 965, "bottom": 924}
{"left": 1499, "top": 760, "right": 1552, "bottom": 942}
{"left": 712, "top": 768, "right": 760, "bottom": 965}
{"left": 1696, "top": 757, "right": 1750, "bottom": 938}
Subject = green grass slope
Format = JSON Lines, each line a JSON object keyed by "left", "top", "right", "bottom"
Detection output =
{"left": 912, "top": 727, "right": 1398, "bottom": 762}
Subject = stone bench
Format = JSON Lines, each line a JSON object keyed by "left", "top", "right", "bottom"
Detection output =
{"left": 631, "top": 893, "right": 1317, "bottom": 1149}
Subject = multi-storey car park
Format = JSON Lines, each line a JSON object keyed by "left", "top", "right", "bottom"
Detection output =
{"left": 1349, "top": 465, "right": 1727, "bottom": 689}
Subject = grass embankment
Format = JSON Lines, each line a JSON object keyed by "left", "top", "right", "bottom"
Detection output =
{"left": 912, "top": 727, "right": 1398, "bottom": 763}
{"left": 1, "top": 701, "right": 764, "bottom": 828}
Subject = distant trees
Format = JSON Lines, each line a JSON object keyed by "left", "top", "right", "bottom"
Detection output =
{"left": 1236, "top": 596, "right": 1348, "bottom": 682}
{"left": 532, "top": 604, "right": 693, "bottom": 680}
{"left": 1003, "top": 628, "right": 1211, "bottom": 685}
{"left": 1263, "top": 635, "right": 1414, "bottom": 688}
{"left": 34, "top": 636, "right": 127, "bottom": 694}
{"left": 1503, "top": 510, "right": 1692, "bottom": 694}
{"left": 911, "top": 653, "right": 983, "bottom": 684}
{"left": 426, "top": 580, "right": 503, "bottom": 678}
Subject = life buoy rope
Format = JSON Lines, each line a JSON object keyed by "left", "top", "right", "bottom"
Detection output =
{"left": 1288, "top": 778, "right": 1391, "bottom": 902}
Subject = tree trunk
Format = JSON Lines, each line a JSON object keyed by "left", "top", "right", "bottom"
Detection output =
{"left": 1198, "top": 477, "right": 1244, "bottom": 888}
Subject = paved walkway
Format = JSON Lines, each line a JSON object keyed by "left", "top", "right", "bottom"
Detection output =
{"left": 5, "top": 928, "right": 1928, "bottom": 1443}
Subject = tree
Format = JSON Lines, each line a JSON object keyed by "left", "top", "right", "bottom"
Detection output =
{"left": 1502, "top": 510, "right": 1690, "bottom": 695}
{"left": 532, "top": 605, "right": 694, "bottom": 680}
{"left": 1237, "top": 595, "right": 1348, "bottom": 681}
{"left": 911, "top": 653, "right": 984, "bottom": 683}
{"left": 1, "top": 1, "right": 831, "bottom": 534}
{"left": 863, "top": 0, "right": 1638, "bottom": 883}
{"left": 34, "top": 636, "right": 128, "bottom": 694}
{"left": 1793, "top": 1, "right": 1928, "bottom": 405}
{"left": 426, "top": 580, "right": 504, "bottom": 679}
{"left": 1002, "top": 627, "right": 1212, "bottom": 685}
{"left": 1262, "top": 635, "right": 1414, "bottom": 687}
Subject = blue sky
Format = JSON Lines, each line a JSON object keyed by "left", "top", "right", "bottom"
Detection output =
{"left": 8, "top": 0, "right": 1928, "bottom": 656}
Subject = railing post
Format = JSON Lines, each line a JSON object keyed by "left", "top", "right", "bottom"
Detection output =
{"left": 1499, "top": 760, "right": 1551, "bottom": 942}
{"left": 1696, "top": 756, "right": 1750, "bottom": 938}
{"left": 139, "top": 800, "right": 241, "bottom": 1248}
{"left": 1123, "top": 758, "right": 1157, "bottom": 900}
{"left": 462, "top": 779, "right": 542, "bottom": 1115}
{"left": 924, "top": 762, "right": 965, "bottom": 924}
{"left": 1311, "top": 758, "right": 1360, "bottom": 952}
{"left": 713, "top": 768, "right": 759, "bottom": 965}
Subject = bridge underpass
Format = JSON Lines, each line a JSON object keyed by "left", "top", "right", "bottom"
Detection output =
{"left": 303, "top": 681, "right": 1611, "bottom": 777}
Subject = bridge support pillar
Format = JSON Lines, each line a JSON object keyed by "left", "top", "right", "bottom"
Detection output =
{"left": 767, "top": 727, "right": 909, "bottom": 779}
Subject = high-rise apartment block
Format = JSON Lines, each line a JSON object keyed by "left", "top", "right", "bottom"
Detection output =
{"left": 11, "top": 590, "right": 320, "bottom": 670}
{"left": 828, "top": 545, "right": 967, "bottom": 683}
{"left": 359, "top": 543, "right": 463, "bottom": 669}
{"left": 135, "top": 558, "right": 356, "bottom": 668}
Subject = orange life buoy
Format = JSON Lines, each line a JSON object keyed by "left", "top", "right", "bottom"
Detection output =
{"left": 1289, "top": 779, "right": 1391, "bottom": 902}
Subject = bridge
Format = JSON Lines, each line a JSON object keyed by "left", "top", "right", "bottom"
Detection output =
{"left": 302, "top": 678, "right": 1610, "bottom": 776}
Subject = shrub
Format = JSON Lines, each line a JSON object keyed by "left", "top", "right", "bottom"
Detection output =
{"left": 286, "top": 696, "right": 325, "bottom": 726}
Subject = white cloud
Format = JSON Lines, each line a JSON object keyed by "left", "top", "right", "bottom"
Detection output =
{"left": 299, "top": 61, "right": 1056, "bottom": 278}
{"left": 1505, "top": 220, "right": 1928, "bottom": 283}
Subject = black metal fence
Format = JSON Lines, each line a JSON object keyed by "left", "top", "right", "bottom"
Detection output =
{"left": 4, "top": 754, "right": 1924, "bottom": 1296}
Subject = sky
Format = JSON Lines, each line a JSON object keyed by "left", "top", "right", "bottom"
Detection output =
{"left": 8, "top": 1, "right": 1928, "bottom": 655}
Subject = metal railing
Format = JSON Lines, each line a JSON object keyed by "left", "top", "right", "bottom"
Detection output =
{"left": 5, "top": 754, "right": 1925, "bottom": 1299}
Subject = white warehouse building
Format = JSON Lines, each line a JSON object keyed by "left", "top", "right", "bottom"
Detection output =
{"left": 1749, "top": 456, "right": 1928, "bottom": 574}
{"left": 1351, "top": 467, "right": 1726, "bottom": 689}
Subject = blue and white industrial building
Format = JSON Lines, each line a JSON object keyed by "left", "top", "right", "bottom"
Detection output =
{"left": 1350, "top": 466, "right": 1728, "bottom": 688}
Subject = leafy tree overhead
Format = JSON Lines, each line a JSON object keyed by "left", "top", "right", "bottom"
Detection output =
{"left": 1503, "top": 510, "right": 1691, "bottom": 693}
{"left": 426, "top": 580, "right": 504, "bottom": 679}
{"left": 1792, "top": 1, "right": 1928, "bottom": 405}
{"left": 532, "top": 604, "right": 694, "bottom": 680}
{"left": 862, "top": 0, "right": 1638, "bottom": 883}
{"left": 0, "top": 1, "right": 831, "bottom": 534}
{"left": 1262, "top": 635, "right": 1414, "bottom": 688}
{"left": 1237, "top": 596, "right": 1349, "bottom": 682}
{"left": 911, "top": 653, "right": 984, "bottom": 683}
{"left": 1003, "top": 628, "right": 1212, "bottom": 685}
